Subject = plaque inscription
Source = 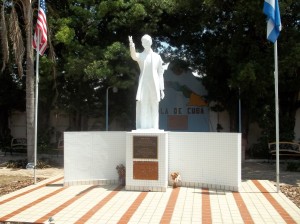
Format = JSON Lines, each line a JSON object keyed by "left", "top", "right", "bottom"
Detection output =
{"left": 133, "top": 161, "right": 158, "bottom": 180}
{"left": 133, "top": 136, "right": 158, "bottom": 159}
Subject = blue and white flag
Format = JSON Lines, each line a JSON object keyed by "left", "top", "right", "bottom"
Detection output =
{"left": 263, "top": 0, "right": 281, "bottom": 43}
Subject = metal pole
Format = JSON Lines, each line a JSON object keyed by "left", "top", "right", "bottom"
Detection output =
{"left": 274, "top": 41, "right": 280, "bottom": 192}
{"left": 106, "top": 86, "right": 111, "bottom": 131}
{"left": 34, "top": 28, "right": 40, "bottom": 184}
{"left": 238, "top": 87, "right": 241, "bottom": 133}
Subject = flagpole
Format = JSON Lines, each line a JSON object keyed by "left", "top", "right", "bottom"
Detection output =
{"left": 263, "top": 0, "right": 281, "bottom": 193}
{"left": 34, "top": 29, "right": 40, "bottom": 184}
{"left": 274, "top": 41, "right": 280, "bottom": 192}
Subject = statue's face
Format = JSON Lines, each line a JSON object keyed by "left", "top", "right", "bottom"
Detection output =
{"left": 141, "top": 35, "right": 152, "bottom": 51}
{"left": 142, "top": 39, "right": 151, "bottom": 50}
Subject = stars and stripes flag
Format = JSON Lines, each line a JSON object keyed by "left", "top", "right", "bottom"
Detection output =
{"left": 33, "top": 0, "right": 47, "bottom": 55}
{"left": 263, "top": 0, "right": 281, "bottom": 43}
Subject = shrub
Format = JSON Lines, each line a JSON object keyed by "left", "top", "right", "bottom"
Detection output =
{"left": 5, "top": 159, "right": 51, "bottom": 169}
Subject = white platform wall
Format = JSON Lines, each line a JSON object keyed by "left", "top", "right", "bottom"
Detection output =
{"left": 168, "top": 132, "right": 241, "bottom": 191}
{"left": 64, "top": 132, "right": 126, "bottom": 185}
{"left": 64, "top": 131, "right": 241, "bottom": 191}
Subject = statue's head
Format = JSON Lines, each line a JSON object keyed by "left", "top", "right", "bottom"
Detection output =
{"left": 141, "top": 34, "right": 152, "bottom": 50}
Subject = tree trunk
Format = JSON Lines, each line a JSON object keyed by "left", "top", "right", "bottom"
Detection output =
{"left": 24, "top": 1, "right": 35, "bottom": 162}
{"left": 0, "top": 107, "right": 9, "bottom": 140}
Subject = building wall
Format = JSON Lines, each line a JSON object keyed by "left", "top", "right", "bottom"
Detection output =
{"left": 159, "top": 64, "right": 210, "bottom": 132}
{"left": 8, "top": 107, "right": 300, "bottom": 150}
{"left": 8, "top": 111, "right": 26, "bottom": 138}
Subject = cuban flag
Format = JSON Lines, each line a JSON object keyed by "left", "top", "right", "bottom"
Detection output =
{"left": 263, "top": 0, "right": 281, "bottom": 43}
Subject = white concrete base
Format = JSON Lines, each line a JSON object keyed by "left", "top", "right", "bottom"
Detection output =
{"left": 168, "top": 132, "right": 241, "bottom": 191}
{"left": 64, "top": 131, "right": 241, "bottom": 191}
{"left": 63, "top": 132, "right": 126, "bottom": 186}
{"left": 125, "top": 131, "right": 168, "bottom": 192}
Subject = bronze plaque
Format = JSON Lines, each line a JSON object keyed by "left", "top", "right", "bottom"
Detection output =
{"left": 133, "top": 161, "right": 158, "bottom": 180}
{"left": 133, "top": 136, "right": 158, "bottom": 159}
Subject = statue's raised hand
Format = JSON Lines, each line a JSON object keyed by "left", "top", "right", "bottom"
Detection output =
{"left": 128, "top": 36, "right": 134, "bottom": 46}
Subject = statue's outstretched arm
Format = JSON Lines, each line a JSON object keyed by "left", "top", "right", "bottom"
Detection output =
{"left": 128, "top": 36, "right": 138, "bottom": 61}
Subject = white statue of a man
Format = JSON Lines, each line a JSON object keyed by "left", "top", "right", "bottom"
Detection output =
{"left": 129, "top": 34, "right": 166, "bottom": 129}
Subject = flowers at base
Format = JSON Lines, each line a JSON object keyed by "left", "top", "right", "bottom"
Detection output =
{"left": 170, "top": 172, "right": 181, "bottom": 188}
{"left": 116, "top": 164, "right": 126, "bottom": 178}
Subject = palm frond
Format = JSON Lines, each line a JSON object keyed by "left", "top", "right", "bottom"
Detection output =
{"left": 9, "top": 5, "right": 25, "bottom": 77}
{"left": 1, "top": 1, "right": 9, "bottom": 73}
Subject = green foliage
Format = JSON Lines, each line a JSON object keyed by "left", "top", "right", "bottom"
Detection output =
{"left": 98, "top": 1, "right": 147, "bottom": 26}
{"left": 55, "top": 18, "right": 75, "bottom": 45}
{"left": 84, "top": 42, "right": 135, "bottom": 88}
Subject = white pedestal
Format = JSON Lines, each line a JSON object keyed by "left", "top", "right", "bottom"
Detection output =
{"left": 126, "top": 131, "right": 168, "bottom": 192}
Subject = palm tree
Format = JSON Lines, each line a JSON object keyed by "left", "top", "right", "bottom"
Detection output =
{"left": 1, "top": 0, "right": 36, "bottom": 162}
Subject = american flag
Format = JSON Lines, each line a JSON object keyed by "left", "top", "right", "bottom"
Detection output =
{"left": 33, "top": 0, "right": 47, "bottom": 55}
